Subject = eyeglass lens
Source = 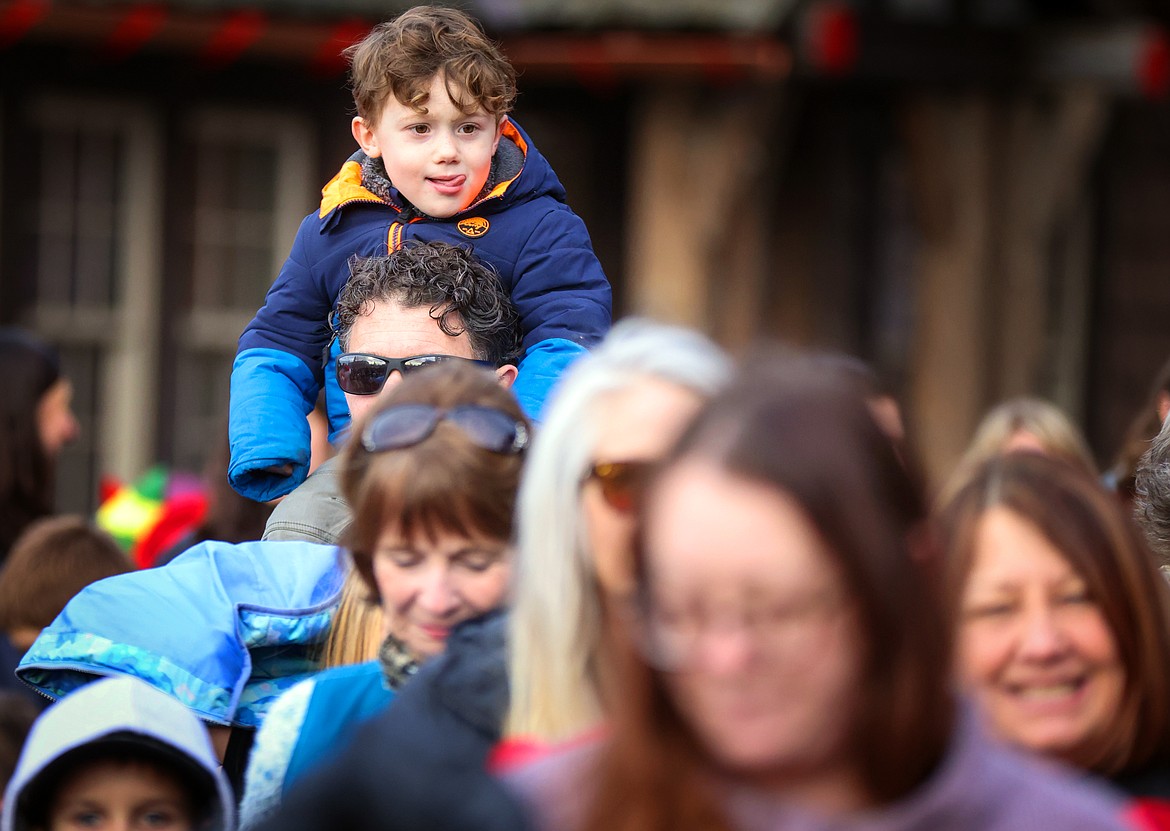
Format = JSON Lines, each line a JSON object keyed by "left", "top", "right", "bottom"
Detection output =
{"left": 337, "top": 354, "right": 476, "bottom": 396}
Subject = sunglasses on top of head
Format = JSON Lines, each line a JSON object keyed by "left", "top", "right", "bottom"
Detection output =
{"left": 336, "top": 352, "right": 497, "bottom": 396}
{"left": 361, "top": 403, "right": 529, "bottom": 455}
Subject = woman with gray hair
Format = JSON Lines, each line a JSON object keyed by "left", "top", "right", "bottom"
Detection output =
{"left": 505, "top": 316, "right": 729, "bottom": 741}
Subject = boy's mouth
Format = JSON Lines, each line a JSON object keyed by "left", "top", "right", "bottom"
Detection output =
{"left": 427, "top": 174, "right": 466, "bottom": 195}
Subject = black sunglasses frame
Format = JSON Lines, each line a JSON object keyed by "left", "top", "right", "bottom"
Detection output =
{"left": 336, "top": 352, "right": 498, "bottom": 396}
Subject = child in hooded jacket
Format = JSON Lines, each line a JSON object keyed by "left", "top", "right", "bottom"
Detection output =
{"left": 2, "top": 675, "right": 234, "bottom": 831}
{"left": 229, "top": 5, "right": 611, "bottom": 501}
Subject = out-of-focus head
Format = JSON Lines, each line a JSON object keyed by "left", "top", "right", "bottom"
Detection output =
{"left": 334, "top": 244, "right": 521, "bottom": 425}
{"left": 939, "top": 397, "right": 1096, "bottom": 507}
{"left": 797, "top": 351, "right": 905, "bottom": 445}
{"left": 340, "top": 360, "right": 527, "bottom": 661}
{"left": 1108, "top": 355, "right": 1170, "bottom": 502}
{"left": 0, "top": 328, "right": 77, "bottom": 461}
{"left": 606, "top": 350, "right": 950, "bottom": 813}
{"left": 1134, "top": 415, "right": 1170, "bottom": 572}
{"left": 0, "top": 516, "right": 132, "bottom": 648}
{"left": 504, "top": 319, "right": 728, "bottom": 742}
{"left": 940, "top": 452, "right": 1170, "bottom": 776}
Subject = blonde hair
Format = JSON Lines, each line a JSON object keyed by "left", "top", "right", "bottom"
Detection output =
{"left": 505, "top": 319, "right": 729, "bottom": 741}
{"left": 938, "top": 397, "right": 1096, "bottom": 508}
{"left": 318, "top": 567, "right": 383, "bottom": 669}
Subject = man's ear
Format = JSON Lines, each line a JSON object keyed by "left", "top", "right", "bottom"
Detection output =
{"left": 352, "top": 116, "right": 381, "bottom": 158}
{"left": 495, "top": 364, "right": 519, "bottom": 388}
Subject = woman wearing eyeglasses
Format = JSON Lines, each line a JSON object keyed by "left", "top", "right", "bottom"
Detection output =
{"left": 237, "top": 360, "right": 528, "bottom": 830}
{"left": 506, "top": 354, "right": 1130, "bottom": 831}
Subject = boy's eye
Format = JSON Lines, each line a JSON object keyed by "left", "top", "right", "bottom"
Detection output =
{"left": 409, "top": 124, "right": 429, "bottom": 135}
{"left": 71, "top": 811, "right": 103, "bottom": 828}
{"left": 457, "top": 123, "right": 480, "bottom": 135}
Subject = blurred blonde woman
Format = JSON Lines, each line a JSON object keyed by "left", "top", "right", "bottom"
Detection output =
{"left": 938, "top": 397, "right": 1096, "bottom": 507}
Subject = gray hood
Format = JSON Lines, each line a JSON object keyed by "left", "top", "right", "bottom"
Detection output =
{"left": 2, "top": 675, "right": 234, "bottom": 831}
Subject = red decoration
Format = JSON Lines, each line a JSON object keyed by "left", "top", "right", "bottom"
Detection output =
{"left": 103, "top": 3, "right": 168, "bottom": 62}
{"left": 806, "top": 1, "right": 859, "bottom": 77}
{"left": 0, "top": 0, "right": 49, "bottom": 49}
{"left": 1138, "top": 27, "right": 1170, "bottom": 100}
{"left": 312, "top": 18, "right": 370, "bottom": 76}
{"left": 202, "top": 9, "right": 267, "bottom": 69}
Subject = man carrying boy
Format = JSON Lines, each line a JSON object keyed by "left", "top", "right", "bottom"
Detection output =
{"left": 229, "top": 6, "right": 611, "bottom": 502}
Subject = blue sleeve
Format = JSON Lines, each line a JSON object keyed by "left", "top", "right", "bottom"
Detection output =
{"left": 512, "top": 338, "right": 588, "bottom": 422}
{"left": 510, "top": 209, "right": 612, "bottom": 354}
{"left": 323, "top": 336, "right": 351, "bottom": 442}
{"left": 231, "top": 216, "right": 336, "bottom": 501}
{"left": 229, "top": 349, "right": 317, "bottom": 502}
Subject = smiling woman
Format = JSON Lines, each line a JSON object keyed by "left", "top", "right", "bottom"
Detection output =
{"left": 237, "top": 361, "right": 528, "bottom": 830}
{"left": 939, "top": 452, "right": 1170, "bottom": 826}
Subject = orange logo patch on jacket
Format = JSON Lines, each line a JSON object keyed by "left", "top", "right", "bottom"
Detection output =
{"left": 457, "top": 217, "right": 490, "bottom": 238}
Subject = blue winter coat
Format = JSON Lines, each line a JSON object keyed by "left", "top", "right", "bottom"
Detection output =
{"left": 229, "top": 118, "right": 612, "bottom": 501}
{"left": 16, "top": 540, "right": 346, "bottom": 728}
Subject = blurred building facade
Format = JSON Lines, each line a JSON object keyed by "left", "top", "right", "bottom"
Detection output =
{"left": 1, "top": 0, "right": 1168, "bottom": 506}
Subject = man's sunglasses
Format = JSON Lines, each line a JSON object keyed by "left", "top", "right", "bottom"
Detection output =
{"left": 362, "top": 404, "right": 529, "bottom": 455}
{"left": 585, "top": 460, "right": 654, "bottom": 513}
{"left": 337, "top": 352, "right": 496, "bottom": 396}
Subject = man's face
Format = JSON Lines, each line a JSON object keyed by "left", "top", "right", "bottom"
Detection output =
{"left": 343, "top": 299, "right": 515, "bottom": 425}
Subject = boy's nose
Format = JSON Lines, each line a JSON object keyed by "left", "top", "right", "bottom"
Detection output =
{"left": 432, "top": 131, "right": 458, "bottom": 161}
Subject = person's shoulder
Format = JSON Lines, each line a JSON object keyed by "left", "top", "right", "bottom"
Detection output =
{"left": 263, "top": 458, "right": 351, "bottom": 545}
{"left": 309, "top": 659, "right": 383, "bottom": 689}
{"left": 500, "top": 733, "right": 605, "bottom": 831}
{"left": 966, "top": 738, "right": 1129, "bottom": 830}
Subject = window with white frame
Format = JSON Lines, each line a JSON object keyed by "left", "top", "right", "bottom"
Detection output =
{"left": 25, "top": 95, "right": 162, "bottom": 513}
{"left": 172, "top": 108, "right": 314, "bottom": 476}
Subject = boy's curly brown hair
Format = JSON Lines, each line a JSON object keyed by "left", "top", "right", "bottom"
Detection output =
{"left": 346, "top": 6, "right": 517, "bottom": 126}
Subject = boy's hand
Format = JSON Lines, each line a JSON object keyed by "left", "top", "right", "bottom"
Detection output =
{"left": 261, "top": 463, "right": 295, "bottom": 476}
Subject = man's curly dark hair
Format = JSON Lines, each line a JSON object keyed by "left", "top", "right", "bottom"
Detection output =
{"left": 334, "top": 242, "right": 522, "bottom": 365}
{"left": 1135, "top": 417, "right": 1170, "bottom": 574}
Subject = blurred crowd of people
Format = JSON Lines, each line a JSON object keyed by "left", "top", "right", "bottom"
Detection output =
{"left": 5, "top": 5, "right": 1170, "bottom": 831}
{"left": 2, "top": 278, "right": 1170, "bottom": 831}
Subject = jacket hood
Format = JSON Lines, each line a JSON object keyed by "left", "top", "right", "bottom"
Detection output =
{"left": 317, "top": 117, "right": 567, "bottom": 220}
{"left": 17, "top": 539, "right": 347, "bottom": 728}
{"left": 2, "top": 676, "right": 235, "bottom": 831}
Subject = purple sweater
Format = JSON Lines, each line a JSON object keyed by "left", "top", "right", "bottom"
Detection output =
{"left": 503, "top": 708, "right": 1131, "bottom": 831}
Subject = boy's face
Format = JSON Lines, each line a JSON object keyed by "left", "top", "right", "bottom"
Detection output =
{"left": 48, "top": 758, "right": 194, "bottom": 831}
{"left": 351, "top": 73, "right": 504, "bottom": 219}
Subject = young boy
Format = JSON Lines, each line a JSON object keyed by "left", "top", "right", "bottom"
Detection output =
{"left": 2, "top": 676, "right": 234, "bottom": 831}
{"left": 229, "top": 5, "right": 612, "bottom": 501}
